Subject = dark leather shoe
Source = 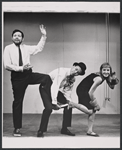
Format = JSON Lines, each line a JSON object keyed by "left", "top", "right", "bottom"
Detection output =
{"left": 13, "top": 129, "right": 21, "bottom": 137}
{"left": 61, "top": 129, "right": 75, "bottom": 136}
{"left": 37, "top": 131, "right": 44, "bottom": 137}
{"left": 87, "top": 132, "right": 99, "bottom": 137}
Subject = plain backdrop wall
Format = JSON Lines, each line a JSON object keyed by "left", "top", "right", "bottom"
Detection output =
{"left": 3, "top": 12, "right": 120, "bottom": 114}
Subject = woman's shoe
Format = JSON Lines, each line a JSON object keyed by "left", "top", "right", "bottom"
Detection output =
{"left": 87, "top": 132, "right": 99, "bottom": 137}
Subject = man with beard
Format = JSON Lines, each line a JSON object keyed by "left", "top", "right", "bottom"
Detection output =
{"left": 3, "top": 25, "right": 54, "bottom": 137}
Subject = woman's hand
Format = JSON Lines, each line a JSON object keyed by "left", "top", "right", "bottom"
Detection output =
{"left": 108, "top": 72, "right": 119, "bottom": 86}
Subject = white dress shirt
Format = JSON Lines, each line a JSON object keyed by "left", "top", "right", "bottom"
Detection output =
{"left": 3, "top": 35, "right": 47, "bottom": 72}
{"left": 49, "top": 68, "right": 75, "bottom": 104}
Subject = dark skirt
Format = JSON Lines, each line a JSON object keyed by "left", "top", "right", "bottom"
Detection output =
{"left": 76, "top": 88, "right": 94, "bottom": 110}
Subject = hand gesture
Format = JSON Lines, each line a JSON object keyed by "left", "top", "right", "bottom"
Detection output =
{"left": 111, "top": 72, "right": 117, "bottom": 79}
{"left": 109, "top": 72, "right": 119, "bottom": 85}
{"left": 66, "top": 101, "right": 73, "bottom": 110}
{"left": 39, "top": 24, "right": 46, "bottom": 36}
{"left": 52, "top": 104, "right": 61, "bottom": 110}
{"left": 109, "top": 72, "right": 117, "bottom": 82}
{"left": 23, "top": 63, "right": 33, "bottom": 70}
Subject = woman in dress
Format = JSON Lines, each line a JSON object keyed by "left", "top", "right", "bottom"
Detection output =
{"left": 69, "top": 62, "right": 119, "bottom": 136}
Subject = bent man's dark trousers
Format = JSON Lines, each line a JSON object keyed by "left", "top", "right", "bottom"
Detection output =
{"left": 11, "top": 69, "right": 52, "bottom": 131}
{"left": 57, "top": 91, "right": 72, "bottom": 129}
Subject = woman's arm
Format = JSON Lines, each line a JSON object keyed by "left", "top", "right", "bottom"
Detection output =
{"left": 88, "top": 76, "right": 103, "bottom": 111}
{"left": 88, "top": 76, "right": 103, "bottom": 101}
{"left": 107, "top": 72, "right": 119, "bottom": 89}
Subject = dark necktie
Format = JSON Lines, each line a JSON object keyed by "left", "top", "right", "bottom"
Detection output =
{"left": 18, "top": 46, "right": 23, "bottom": 66}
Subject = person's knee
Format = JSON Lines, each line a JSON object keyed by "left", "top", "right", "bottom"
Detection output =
{"left": 42, "top": 75, "right": 51, "bottom": 84}
{"left": 45, "top": 108, "right": 52, "bottom": 114}
{"left": 45, "top": 75, "right": 52, "bottom": 83}
{"left": 40, "top": 75, "right": 52, "bottom": 88}
{"left": 44, "top": 106, "right": 52, "bottom": 112}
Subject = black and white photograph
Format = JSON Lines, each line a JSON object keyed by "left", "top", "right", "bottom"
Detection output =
{"left": 2, "top": 1, "right": 120, "bottom": 148}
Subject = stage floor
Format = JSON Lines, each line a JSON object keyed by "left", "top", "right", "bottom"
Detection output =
{"left": 2, "top": 114, "right": 120, "bottom": 148}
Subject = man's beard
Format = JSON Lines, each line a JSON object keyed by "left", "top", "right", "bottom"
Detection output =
{"left": 13, "top": 41, "right": 22, "bottom": 46}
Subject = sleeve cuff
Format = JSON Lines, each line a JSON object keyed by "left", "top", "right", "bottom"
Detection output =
{"left": 42, "top": 35, "right": 47, "bottom": 39}
{"left": 52, "top": 100, "right": 57, "bottom": 105}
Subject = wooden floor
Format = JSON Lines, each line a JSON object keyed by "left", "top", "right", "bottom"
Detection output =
{"left": 2, "top": 114, "right": 120, "bottom": 148}
{"left": 3, "top": 113, "right": 120, "bottom": 137}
